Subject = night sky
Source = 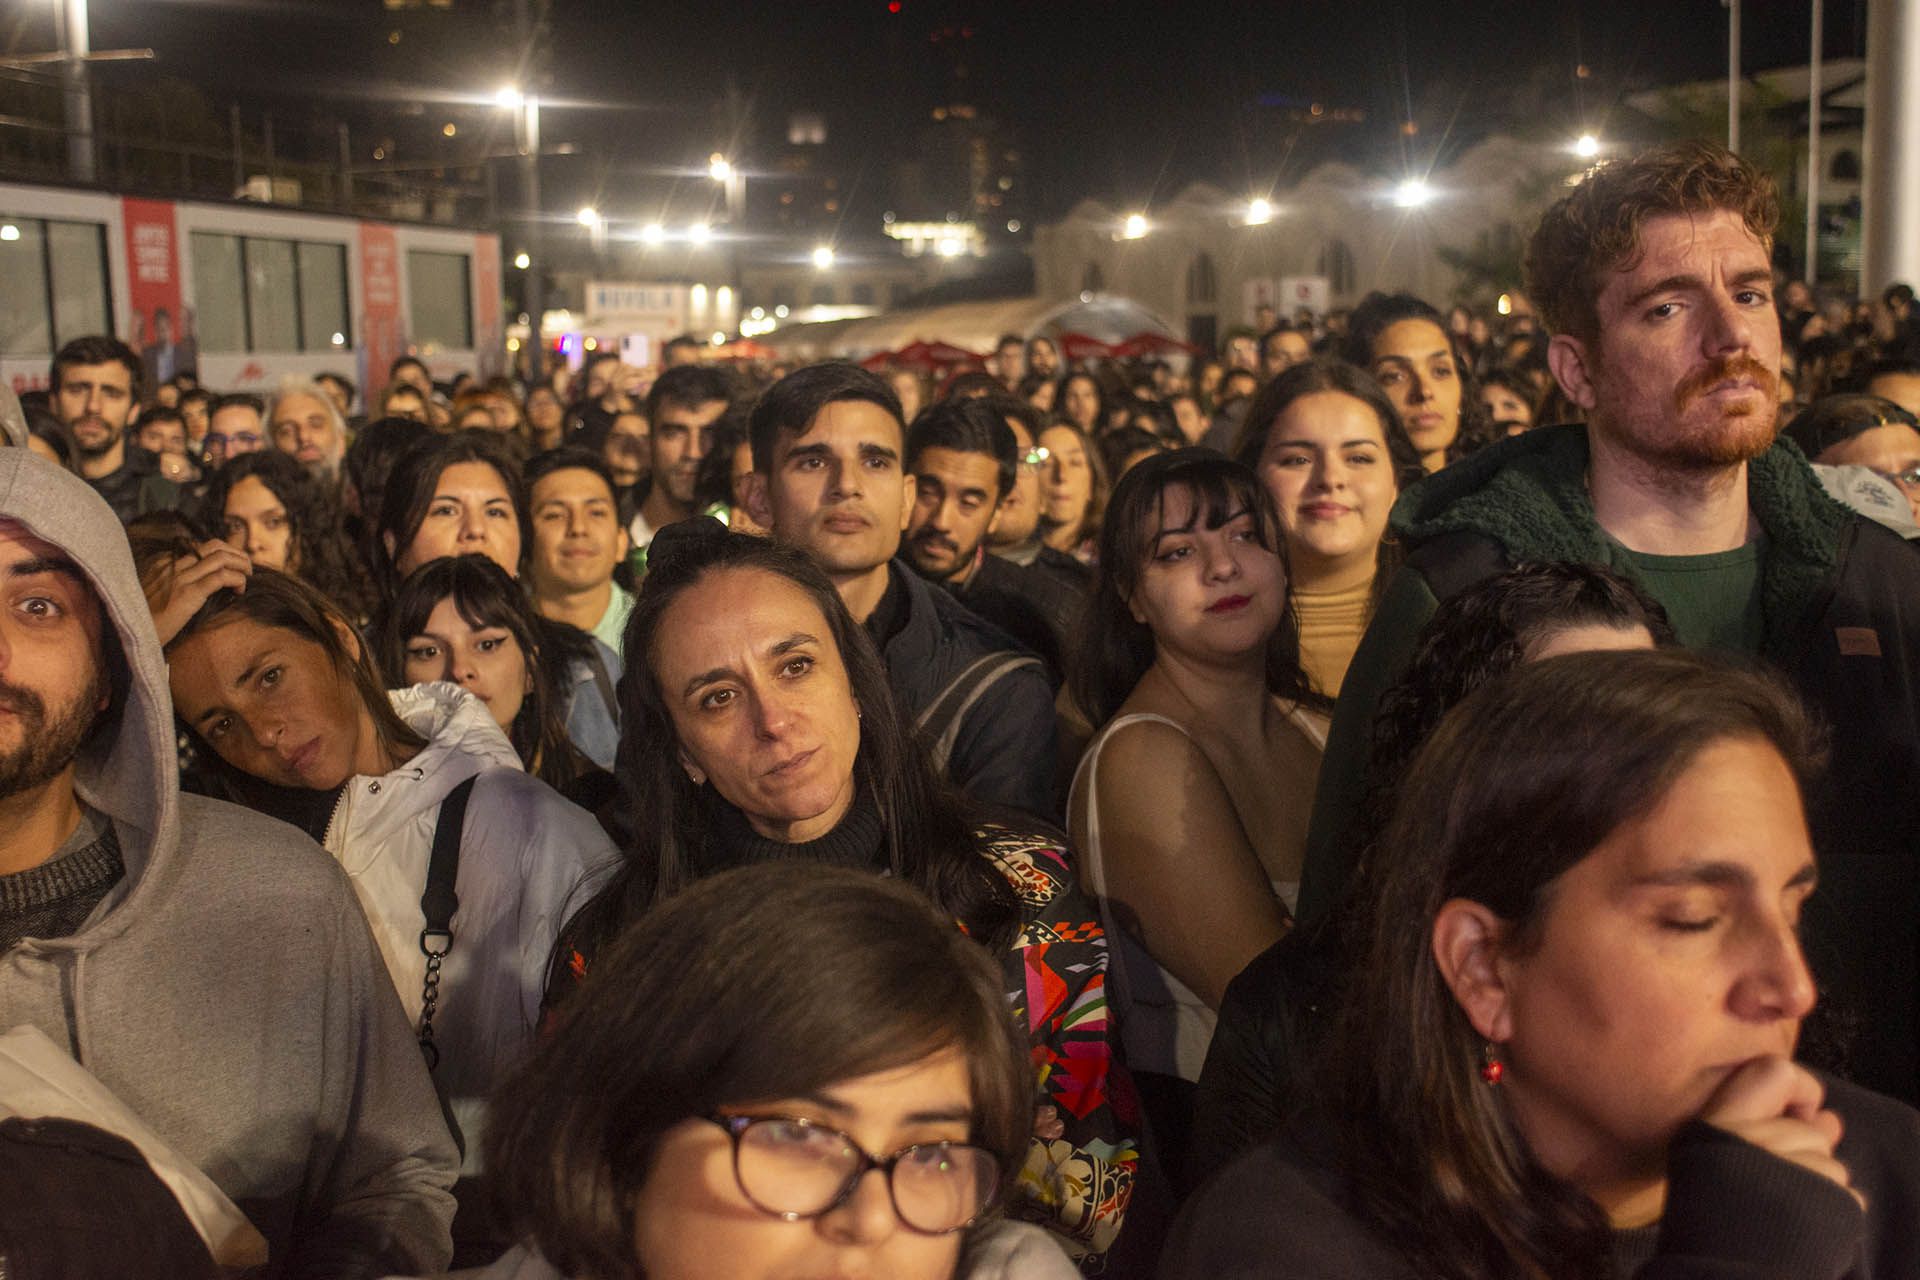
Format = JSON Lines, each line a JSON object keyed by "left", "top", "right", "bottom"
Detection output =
{"left": 53, "top": 0, "right": 1874, "bottom": 221}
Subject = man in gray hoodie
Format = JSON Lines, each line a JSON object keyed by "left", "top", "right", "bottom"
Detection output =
{"left": 0, "top": 443, "right": 457, "bottom": 1276}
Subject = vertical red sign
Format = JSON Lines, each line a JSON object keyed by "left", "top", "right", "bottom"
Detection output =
{"left": 473, "top": 234, "right": 502, "bottom": 377}
{"left": 121, "top": 198, "right": 190, "bottom": 387}
{"left": 358, "top": 222, "right": 402, "bottom": 397}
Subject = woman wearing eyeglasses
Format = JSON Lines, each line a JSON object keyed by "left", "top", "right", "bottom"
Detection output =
{"left": 474, "top": 862, "right": 1080, "bottom": 1280}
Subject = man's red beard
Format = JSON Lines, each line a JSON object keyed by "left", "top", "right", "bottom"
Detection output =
{"left": 1617, "top": 354, "right": 1782, "bottom": 469}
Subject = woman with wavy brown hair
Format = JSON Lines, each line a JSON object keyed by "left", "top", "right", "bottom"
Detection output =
{"left": 1167, "top": 650, "right": 1920, "bottom": 1279}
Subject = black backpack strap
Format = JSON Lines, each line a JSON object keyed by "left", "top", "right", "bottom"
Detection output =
{"left": 417, "top": 774, "right": 476, "bottom": 1071}
{"left": 913, "top": 652, "right": 1045, "bottom": 775}
{"left": 585, "top": 644, "right": 620, "bottom": 724}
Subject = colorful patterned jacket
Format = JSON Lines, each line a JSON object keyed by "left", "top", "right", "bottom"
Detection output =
{"left": 978, "top": 823, "right": 1141, "bottom": 1271}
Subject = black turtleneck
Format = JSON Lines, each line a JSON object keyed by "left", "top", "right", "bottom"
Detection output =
{"left": 707, "top": 784, "right": 887, "bottom": 873}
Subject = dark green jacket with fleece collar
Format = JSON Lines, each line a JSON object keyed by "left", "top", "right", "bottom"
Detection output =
{"left": 1297, "top": 423, "right": 1920, "bottom": 1103}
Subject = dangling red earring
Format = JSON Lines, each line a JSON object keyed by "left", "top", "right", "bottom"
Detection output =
{"left": 1480, "top": 1042, "right": 1505, "bottom": 1085}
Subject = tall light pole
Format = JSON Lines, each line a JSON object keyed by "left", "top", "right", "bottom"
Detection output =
{"left": 55, "top": 0, "right": 95, "bottom": 182}
{"left": 1726, "top": 0, "right": 1742, "bottom": 153}
{"left": 1862, "top": 0, "right": 1920, "bottom": 294}
{"left": 1807, "top": 0, "right": 1823, "bottom": 286}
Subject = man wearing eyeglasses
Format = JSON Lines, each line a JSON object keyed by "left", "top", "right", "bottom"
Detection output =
{"left": 202, "top": 393, "right": 266, "bottom": 471}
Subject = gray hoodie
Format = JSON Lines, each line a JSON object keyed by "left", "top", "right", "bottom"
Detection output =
{"left": 0, "top": 447, "right": 458, "bottom": 1277}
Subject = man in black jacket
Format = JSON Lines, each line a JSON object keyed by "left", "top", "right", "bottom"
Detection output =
{"left": 1300, "top": 141, "right": 1920, "bottom": 1104}
{"left": 51, "top": 336, "right": 179, "bottom": 523}
{"left": 902, "top": 396, "right": 1089, "bottom": 685}
{"left": 746, "top": 363, "right": 1058, "bottom": 818}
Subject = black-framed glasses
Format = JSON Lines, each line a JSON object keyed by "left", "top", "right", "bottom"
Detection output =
{"left": 705, "top": 1113, "right": 999, "bottom": 1235}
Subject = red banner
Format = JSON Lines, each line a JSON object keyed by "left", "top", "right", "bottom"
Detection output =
{"left": 473, "top": 234, "right": 502, "bottom": 377}
{"left": 358, "top": 222, "right": 402, "bottom": 398}
{"left": 121, "top": 198, "right": 191, "bottom": 388}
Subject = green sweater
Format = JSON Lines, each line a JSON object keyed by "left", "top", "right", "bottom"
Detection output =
{"left": 1296, "top": 423, "right": 1852, "bottom": 926}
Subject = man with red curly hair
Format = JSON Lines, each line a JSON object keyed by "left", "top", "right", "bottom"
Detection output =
{"left": 1301, "top": 141, "right": 1920, "bottom": 1105}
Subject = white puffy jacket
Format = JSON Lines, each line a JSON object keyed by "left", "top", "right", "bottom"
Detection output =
{"left": 324, "top": 682, "right": 617, "bottom": 1160}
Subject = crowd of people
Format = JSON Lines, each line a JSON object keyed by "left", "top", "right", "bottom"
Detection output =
{"left": 1, "top": 138, "right": 1918, "bottom": 1280}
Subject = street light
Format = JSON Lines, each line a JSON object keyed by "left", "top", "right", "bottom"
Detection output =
{"left": 1122, "top": 212, "right": 1149, "bottom": 239}
{"left": 513, "top": 250, "right": 531, "bottom": 270}
{"left": 1245, "top": 198, "right": 1274, "bottom": 226}
{"left": 494, "top": 86, "right": 523, "bottom": 110}
{"left": 1574, "top": 132, "right": 1601, "bottom": 159}
{"left": 576, "top": 206, "right": 600, "bottom": 227}
{"left": 640, "top": 223, "right": 664, "bottom": 244}
{"left": 688, "top": 222, "right": 712, "bottom": 244}
{"left": 1393, "top": 178, "right": 1434, "bottom": 209}
{"left": 709, "top": 153, "right": 733, "bottom": 182}
{"left": 811, "top": 244, "right": 835, "bottom": 269}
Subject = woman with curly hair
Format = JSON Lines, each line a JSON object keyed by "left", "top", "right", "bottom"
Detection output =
{"left": 199, "top": 448, "right": 377, "bottom": 623}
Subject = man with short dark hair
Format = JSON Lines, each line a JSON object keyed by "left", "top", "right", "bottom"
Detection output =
{"left": 525, "top": 446, "right": 634, "bottom": 658}
{"left": 1303, "top": 141, "right": 1920, "bottom": 1104}
{"left": 133, "top": 405, "right": 196, "bottom": 486}
{"left": 1259, "top": 323, "right": 1313, "bottom": 382}
{"left": 630, "top": 366, "right": 732, "bottom": 563}
{"left": 662, "top": 334, "right": 704, "bottom": 368}
{"left": 316, "top": 370, "right": 358, "bottom": 424}
{"left": 50, "top": 336, "right": 178, "bottom": 523}
{"left": 0, "top": 449, "right": 458, "bottom": 1271}
{"left": 905, "top": 396, "right": 1088, "bottom": 683}
{"left": 203, "top": 392, "right": 266, "bottom": 471}
{"left": 992, "top": 332, "right": 1025, "bottom": 388}
{"left": 1856, "top": 356, "right": 1920, "bottom": 418}
{"left": 746, "top": 362, "right": 1058, "bottom": 816}
{"left": 389, "top": 354, "right": 433, "bottom": 397}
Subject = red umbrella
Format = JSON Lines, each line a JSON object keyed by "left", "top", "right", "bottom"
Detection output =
{"left": 878, "top": 339, "right": 986, "bottom": 373}
{"left": 859, "top": 350, "right": 896, "bottom": 371}
{"left": 1111, "top": 331, "right": 1197, "bottom": 358}
{"left": 1055, "top": 331, "right": 1115, "bottom": 361}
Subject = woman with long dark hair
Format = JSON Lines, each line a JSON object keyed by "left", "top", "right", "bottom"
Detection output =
{"left": 1167, "top": 650, "right": 1920, "bottom": 1279}
{"left": 548, "top": 519, "right": 1139, "bottom": 1269}
{"left": 149, "top": 562, "right": 615, "bottom": 1184}
{"left": 1342, "top": 291, "right": 1487, "bottom": 472}
{"left": 200, "top": 448, "right": 378, "bottom": 624}
{"left": 466, "top": 862, "right": 1075, "bottom": 1280}
{"left": 1035, "top": 419, "right": 1106, "bottom": 563}
{"left": 1189, "top": 562, "right": 1675, "bottom": 1187}
{"left": 377, "top": 554, "right": 615, "bottom": 807}
{"left": 376, "top": 430, "right": 527, "bottom": 598}
{"left": 1066, "top": 450, "right": 1324, "bottom": 1175}
{"left": 1235, "top": 359, "right": 1427, "bottom": 699}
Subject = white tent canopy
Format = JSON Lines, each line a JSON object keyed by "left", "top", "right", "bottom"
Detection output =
{"left": 758, "top": 293, "right": 1179, "bottom": 361}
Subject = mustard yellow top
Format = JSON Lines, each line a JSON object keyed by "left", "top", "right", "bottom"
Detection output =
{"left": 1293, "top": 577, "right": 1374, "bottom": 699}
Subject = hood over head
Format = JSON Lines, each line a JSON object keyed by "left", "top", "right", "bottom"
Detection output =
{"left": 0, "top": 448, "right": 180, "bottom": 946}
{"left": 0, "top": 388, "right": 27, "bottom": 449}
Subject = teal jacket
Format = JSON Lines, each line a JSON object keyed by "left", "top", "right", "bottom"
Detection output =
{"left": 1298, "top": 424, "right": 1920, "bottom": 1102}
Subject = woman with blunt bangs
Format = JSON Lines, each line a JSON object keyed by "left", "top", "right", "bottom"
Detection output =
{"left": 377, "top": 554, "right": 616, "bottom": 809}
{"left": 376, "top": 429, "right": 528, "bottom": 599}
{"left": 1067, "top": 450, "right": 1324, "bottom": 1179}
{"left": 547, "top": 520, "right": 1140, "bottom": 1269}
{"left": 148, "top": 562, "right": 616, "bottom": 1200}
{"left": 1166, "top": 650, "right": 1920, "bottom": 1280}
{"left": 455, "top": 863, "right": 1075, "bottom": 1280}
{"left": 199, "top": 448, "right": 377, "bottom": 624}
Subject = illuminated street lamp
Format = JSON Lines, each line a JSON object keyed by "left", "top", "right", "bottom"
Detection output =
{"left": 513, "top": 250, "right": 531, "bottom": 270}
{"left": 1393, "top": 178, "right": 1434, "bottom": 209}
{"left": 576, "top": 205, "right": 600, "bottom": 227}
{"left": 1574, "top": 132, "right": 1601, "bottom": 158}
{"left": 709, "top": 153, "right": 733, "bottom": 182}
{"left": 811, "top": 244, "right": 835, "bottom": 269}
{"left": 494, "top": 86, "right": 523, "bottom": 110}
{"left": 688, "top": 222, "right": 713, "bottom": 244}
{"left": 1122, "top": 212, "right": 1149, "bottom": 239}
{"left": 1245, "top": 198, "right": 1274, "bottom": 226}
{"left": 640, "top": 223, "right": 665, "bottom": 245}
